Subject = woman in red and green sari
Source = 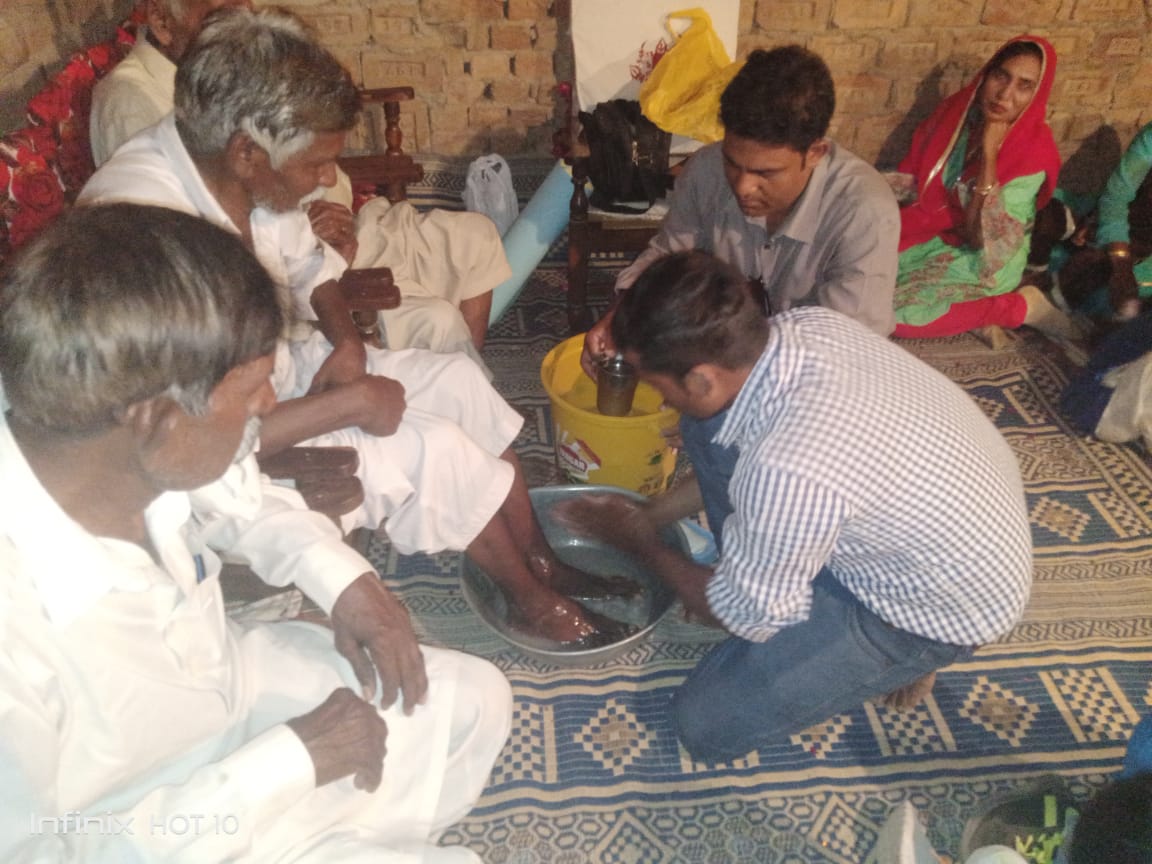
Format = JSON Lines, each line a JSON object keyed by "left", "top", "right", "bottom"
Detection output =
{"left": 890, "top": 35, "right": 1079, "bottom": 343}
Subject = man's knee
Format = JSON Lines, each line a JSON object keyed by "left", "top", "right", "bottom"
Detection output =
{"left": 670, "top": 689, "right": 729, "bottom": 760}
{"left": 453, "top": 210, "right": 503, "bottom": 245}
{"left": 382, "top": 299, "right": 471, "bottom": 352}
{"left": 454, "top": 652, "right": 514, "bottom": 727}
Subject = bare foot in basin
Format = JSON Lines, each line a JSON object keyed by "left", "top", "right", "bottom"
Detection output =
{"left": 527, "top": 552, "right": 642, "bottom": 601}
{"left": 505, "top": 591, "right": 638, "bottom": 647}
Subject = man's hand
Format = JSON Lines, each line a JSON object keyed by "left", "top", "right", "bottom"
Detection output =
{"left": 661, "top": 421, "right": 684, "bottom": 450}
{"left": 330, "top": 573, "right": 428, "bottom": 713}
{"left": 581, "top": 310, "right": 617, "bottom": 379}
{"left": 308, "top": 338, "right": 367, "bottom": 395}
{"left": 309, "top": 200, "right": 358, "bottom": 265}
{"left": 350, "top": 375, "right": 406, "bottom": 437}
{"left": 553, "top": 493, "right": 661, "bottom": 557}
{"left": 555, "top": 492, "right": 722, "bottom": 626}
{"left": 286, "top": 688, "right": 388, "bottom": 791}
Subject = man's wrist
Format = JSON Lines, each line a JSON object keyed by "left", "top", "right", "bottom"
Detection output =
{"left": 328, "top": 375, "right": 364, "bottom": 424}
{"left": 333, "top": 334, "right": 368, "bottom": 358}
{"left": 627, "top": 519, "right": 669, "bottom": 558}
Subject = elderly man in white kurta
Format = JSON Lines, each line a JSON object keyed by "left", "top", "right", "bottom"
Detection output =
{"left": 82, "top": 113, "right": 523, "bottom": 551}
{"left": 90, "top": 0, "right": 508, "bottom": 357}
{"left": 0, "top": 203, "right": 511, "bottom": 863}
{"left": 81, "top": 7, "right": 623, "bottom": 646}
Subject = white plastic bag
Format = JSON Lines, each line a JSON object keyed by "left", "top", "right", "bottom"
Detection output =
{"left": 463, "top": 154, "right": 519, "bottom": 236}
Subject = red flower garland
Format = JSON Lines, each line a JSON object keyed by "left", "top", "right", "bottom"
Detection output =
{"left": 0, "top": 6, "right": 142, "bottom": 259}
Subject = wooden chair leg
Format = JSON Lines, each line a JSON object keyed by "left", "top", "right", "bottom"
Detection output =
{"left": 567, "top": 155, "right": 593, "bottom": 334}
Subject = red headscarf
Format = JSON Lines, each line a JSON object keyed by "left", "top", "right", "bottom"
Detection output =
{"left": 896, "top": 35, "right": 1062, "bottom": 252}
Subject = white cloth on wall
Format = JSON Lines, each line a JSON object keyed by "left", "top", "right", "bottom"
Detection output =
{"left": 570, "top": 0, "right": 739, "bottom": 109}
{"left": 571, "top": 2, "right": 739, "bottom": 155}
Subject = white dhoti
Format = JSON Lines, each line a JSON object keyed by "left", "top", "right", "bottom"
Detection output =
{"left": 353, "top": 199, "right": 512, "bottom": 355}
{"left": 280, "top": 335, "right": 524, "bottom": 553}
{"left": 236, "top": 623, "right": 512, "bottom": 863}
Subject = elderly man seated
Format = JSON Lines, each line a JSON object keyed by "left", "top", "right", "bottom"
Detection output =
{"left": 91, "top": 0, "right": 509, "bottom": 357}
{"left": 80, "top": 6, "right": 628, "bottom": 647}
{"left": 0, "top": 203, "right": 511, "bottom": 862}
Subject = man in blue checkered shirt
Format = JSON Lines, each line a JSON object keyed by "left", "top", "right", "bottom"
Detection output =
{"left": 560, "top": 250, "right": 1033, "bottom": 762}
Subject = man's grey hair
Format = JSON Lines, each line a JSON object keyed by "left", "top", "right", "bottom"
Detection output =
{"left": 174, "top": 7, "right": 360, "bottom": 167}
{"left": 0, "top": 204, "right": 285, "bottom": 435}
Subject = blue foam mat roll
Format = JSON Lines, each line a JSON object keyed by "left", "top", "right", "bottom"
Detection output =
{"left": 489, "top": 160, "right": 575, "bottom": 324}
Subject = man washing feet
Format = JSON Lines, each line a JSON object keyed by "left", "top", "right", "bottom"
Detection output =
{"left": 559, "top": 251, "right": 1034, "bottom": 761}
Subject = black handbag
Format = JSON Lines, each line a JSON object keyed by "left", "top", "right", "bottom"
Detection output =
{"left": 578, "top": 99, "right": 671, "bottom": 213}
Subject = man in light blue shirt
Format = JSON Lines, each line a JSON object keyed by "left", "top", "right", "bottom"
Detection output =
{"left": 582, "top": 46, "right": 900, "bottom": 547}
{"left": 561, "top": 250, "right": 1032, "bottom": 762}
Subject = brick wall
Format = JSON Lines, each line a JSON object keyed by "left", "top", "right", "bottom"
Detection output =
{"left": 3, "top": 0, "right": 1149, "bottom": 196}
{"left": 280, "top": 0, "right": 561, "bottom": 157}
{"left": 753, "top": 0, "right": 1152, "bottom": 198}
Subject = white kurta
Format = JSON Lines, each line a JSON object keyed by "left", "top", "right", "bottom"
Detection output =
{"left": 78, "top": 116, "right": 524, "bottom": 553}
{"left": 0, "top": 420, "right": 512, "bottom": 863}
{"left": 88, "top": 47, "right": 511, "bottom": 354}
{"left": 89, "top": 32, "right": 174, "bottom": 168}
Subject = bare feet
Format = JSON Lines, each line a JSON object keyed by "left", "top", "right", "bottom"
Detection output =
{"left": 1019, "top": 284, "right": 1083, "bottom": 341}
{"left": 878, "top": 671, "right": 936, "bottom": 711}
{"left": 973, "top": 325, "right": 1011, "bottom": 351}
{"left": 506, "top": 594, "right": 638, "bottom": 646}
{"left": 1115, "top": 297, "right": 1142, "bottom": 321}
{"left": 526, "top": 552, "right": 642, "bottom": 601}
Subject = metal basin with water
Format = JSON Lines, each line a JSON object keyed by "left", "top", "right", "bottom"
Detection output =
{"left": 460, "top": 485, "right": 687, "bottom": 666}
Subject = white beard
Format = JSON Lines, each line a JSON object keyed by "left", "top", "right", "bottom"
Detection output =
{"left": 297, "top": 186, "right": 326, "bottom": 208}
{"left": 251, "top": 186, "right": 324, "bottom": 215}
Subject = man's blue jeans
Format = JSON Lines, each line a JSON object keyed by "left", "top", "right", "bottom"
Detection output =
{"left": 680, "top": 410, "right": 738, "bottom": 552}
{"left": 671, "top": 570, "right": 973, "bottom": 762}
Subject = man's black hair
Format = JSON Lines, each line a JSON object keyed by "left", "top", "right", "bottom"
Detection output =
{"left": 612, "top": 251, "right": 769, "bottom": 379}
{"left": 719, "top": 45, "right": 835, "bottom": 151}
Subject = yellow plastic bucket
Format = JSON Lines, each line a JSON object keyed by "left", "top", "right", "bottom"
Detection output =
{"left": 540, "top": 334, "right": 679, "bottom": 496}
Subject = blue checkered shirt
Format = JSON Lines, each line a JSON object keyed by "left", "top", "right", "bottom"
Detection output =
{"left": 707, "top": 307, "right": 1033, "bottom": 646}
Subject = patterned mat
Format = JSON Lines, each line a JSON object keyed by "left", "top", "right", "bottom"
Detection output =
{"left": 361, "top": 261, "right": 1152, "bottom": 862}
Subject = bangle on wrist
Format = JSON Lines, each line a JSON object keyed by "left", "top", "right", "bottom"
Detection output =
{"left": 974, "top": 182, "right": 996, "bottom": 197}
{"left": 1108, "top": 247, "right": 1132, "bottom": 259}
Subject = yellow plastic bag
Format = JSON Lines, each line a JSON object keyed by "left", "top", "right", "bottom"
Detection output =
{"left": 638, "top": 8, "right": 741, "bottom": 144}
